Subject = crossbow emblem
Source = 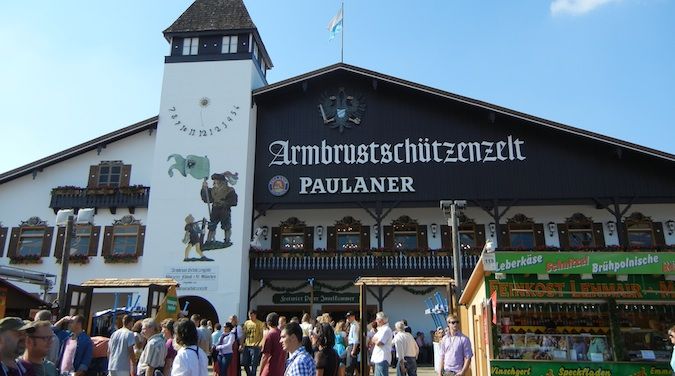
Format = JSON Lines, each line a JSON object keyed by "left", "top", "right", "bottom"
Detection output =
{"left": 318, "top": 88, "right": 366, "bottom": 133}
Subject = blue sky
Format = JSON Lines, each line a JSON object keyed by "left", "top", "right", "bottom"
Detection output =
{"left": 1, "top": 0, "right": 673, "bottom": 174}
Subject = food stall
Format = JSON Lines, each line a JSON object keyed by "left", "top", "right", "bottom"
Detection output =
{"left": 460, "top": 251, "right": 675, "bottom": 376}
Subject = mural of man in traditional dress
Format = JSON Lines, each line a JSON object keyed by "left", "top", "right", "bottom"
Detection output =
{"left": 201, "top": 171, "right": 239, "bottom": 249}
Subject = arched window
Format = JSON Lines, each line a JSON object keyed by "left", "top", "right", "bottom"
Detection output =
{"left": 557, "top": 213, "right": 605, "bottom": 249}
{"left": 500, "top": 214, "right": 545, "bottom": 249}
{"left": 383, "top": 216, "right": 428, "bottom": 250}
{"left": 271, "top": 217, "right": 314, "bottom": 252}
{"left": 327, "top": 216, "right": 370, "bottom": 251}
{"left": 441, "top": 213, "right": 486, "bottom": 251}
{"left": 7, "top": 217, "right": 54, "bottom": 261}
{"left": 623, "top": 213, "right": 665, "bottom": 247}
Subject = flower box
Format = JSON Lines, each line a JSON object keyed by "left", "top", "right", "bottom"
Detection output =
{"left": 9, "top": 255, "right": 42, "bottom": 264}
{"left": 104, "top": 254, "right": 139, "bottom": 263}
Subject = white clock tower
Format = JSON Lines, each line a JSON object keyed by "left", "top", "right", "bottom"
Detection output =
{"left": 144, "top": 0, "right": 272, "bottom": 321}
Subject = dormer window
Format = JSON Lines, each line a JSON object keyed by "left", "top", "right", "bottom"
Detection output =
{"left": 252, "top": 43, "right": 259, "bottom": 61}
{"left": 222, "top": 36, "right": 238, "bottom": 54}
{"left": 183, "top": 37, "right": 199, "bottom": 55}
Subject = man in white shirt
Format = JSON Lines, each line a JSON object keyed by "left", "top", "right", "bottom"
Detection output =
{"left": 370, "top": 312, "right": 393, "bottom": 376}
{"left": 345, "top": 311, "right": 360, "bottom": 376}
{"left": 392, "top": 321, "right": 418, "bottom": 376}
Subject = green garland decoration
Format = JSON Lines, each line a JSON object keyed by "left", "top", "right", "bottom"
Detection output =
{"left": 402, "top": 286, "right": 437, "bottom": 295}
{"left": 315, "top": 281, "right": 354, "bottom": 291}
{"left": 262, "top": 280, "right": 354, "bottom": 293}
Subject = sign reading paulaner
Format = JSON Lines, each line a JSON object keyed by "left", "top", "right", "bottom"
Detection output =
{"left": 165, "top": 266, "right": 219, "bottom": 292}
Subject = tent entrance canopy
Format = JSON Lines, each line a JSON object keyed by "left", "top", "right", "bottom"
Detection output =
{"left": 353, "top": 276, "right": 455, "bottom": 375}
{"left": 66, "top": 278, "right": 179, "bottom": 331}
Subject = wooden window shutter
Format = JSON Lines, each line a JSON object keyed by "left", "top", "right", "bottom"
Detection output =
{"left": 136, "top": 225, "right": 146, "bottom": 256}
{"left": 360, "top": 226, "right": 371, "bottom": 250}
{"left": 54, "top": 227, "right": 67, "bottom": 259}
{"left": 499, "top": 224, "right": 510, "bottom": 248}
{"left": 475, "top": 224, "right": 486, "bottom": 249}
{"left": 557, "top": 224, "right": 569, "bottom": 250}
{"left": 592, "top": 223, "right": 605, "bottom": 247}
{"left": 101, "top": 226, "right": 114, "bottom": 256}
{"left": 534, "top": 223, "right": 545, "bottom": 247}
{"left": 440, "top": 225, "right": 451, "bottom": 249}
{"left": 0, "top": 227, "right": 7, "bottom": 257}
{"left": 87, "top": 165, "right": 100, "bottom": 188}
{"left": 303, "top": 226, "right": 314, "bottom": 252}
{"left": 7, "top": 228, "right": 21, "bottom": 258}
{"left": 653, "top": 222, "right": 666, "bottom": 246}
{"left": 89, "top": 226, "right": 101, "bottom": 256}
{"left": 326, "top": 226, "right": 337, "bottom": 251}
{"left": 417, "top": 225, "right": 428, "bottom": 250}
{"left": 383, "top": 226, "right": 394, "bottom": 249}
{"left": 40, "top": 227, "right": 54, "bottom": 257}
{"left": 271, "top": 227, "right": 281, "bottom": 251}
{"left": 619, "top": 223, "right": 628, "bottom": 247}
{"left": 120, "top": 165, "right": 132, "bottom": 187}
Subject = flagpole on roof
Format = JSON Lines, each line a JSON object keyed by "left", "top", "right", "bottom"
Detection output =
{"left": 341, "top": 1, "right": 344, "bottom": 63}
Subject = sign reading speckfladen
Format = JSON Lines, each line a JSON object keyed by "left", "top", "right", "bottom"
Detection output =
{"left": 490, "top": 360, "right": 671, "bottom": 375}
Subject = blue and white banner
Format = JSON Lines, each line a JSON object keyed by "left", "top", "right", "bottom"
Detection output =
{"left": 327, "top": 7, "right": 343, "bottom": 40}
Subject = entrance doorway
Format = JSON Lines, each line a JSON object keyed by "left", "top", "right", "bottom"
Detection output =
{"left": 256, "top": 305, "right": 311, "bottom": 322}
{"left": 179, "top": 296, "right": 219, "bottom": 324}
{"left": 319, "top": 305, "right": 378, "bottom": 324}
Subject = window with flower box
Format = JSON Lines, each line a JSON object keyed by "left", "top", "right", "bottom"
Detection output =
{"left": 327, "top": 216, "right": 370, "bottom": 251}
{"left": 271, "top": 217, "right": 314, "bottom": 252}
{"left": 499, "top": 214, "right": 545, "bottom": 249}
{"left": 6, "top": 217, "right": 54, "bottom": 261}
{"left": 54, "top": 224, "right": 101, "bottom": 259}
{"left": 88, "top": 161, "right": 131, "bottom": 188}
{"left": 622, "top": 212, "right": 665, "bottom": 248}
{"left": 102, "top": 216, "right": 145, "bottom": 261}
{"left": 384, "top": 215, "right": 427, "bottom": 250}
{"left": 557, "top": 213, "right": 605, "bottom": 249}
{"left": 441, "top": 214, "right": 486, "bottom": 251}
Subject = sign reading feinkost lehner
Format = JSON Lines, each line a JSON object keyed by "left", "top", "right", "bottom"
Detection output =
{"left": 482, "top": 252, "right": 675, "bottom": 275}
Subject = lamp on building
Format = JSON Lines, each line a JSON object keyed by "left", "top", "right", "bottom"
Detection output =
{"left": 316, "top": 226, "right": 324, "bottom": 240}
{"left": 547, "top": 222, "right": 556, "bottom": 237}
{"left": 55, "top": 208, "right": 95, "bottom": 317}
{"left": 489, "top": 222, "right": 496, "bottom": 237}
{"left": 606, "top": 221, "right": 616, "bottom": 236}
{"left": 261, "top": 226, "right": 268, "bottom": 240}
{"left": 666, "top": 220, "right": 675, "bottom": 235}
{"left": 430, "top": 223, "right": 438, "bottom": 238}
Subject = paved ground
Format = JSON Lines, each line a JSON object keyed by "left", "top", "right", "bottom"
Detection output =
{"left": 209, "top": 364, "right": 438, "bottom": 375}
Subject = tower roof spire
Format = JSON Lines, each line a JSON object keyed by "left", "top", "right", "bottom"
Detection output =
{"left": 164, "top": 0, "right": 255, "bottom": 34}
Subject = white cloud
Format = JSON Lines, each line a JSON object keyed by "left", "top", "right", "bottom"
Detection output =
{"left": 550, "top": 0, "right": 621, "bottom": 16}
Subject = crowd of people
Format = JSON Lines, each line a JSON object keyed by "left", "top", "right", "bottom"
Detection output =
{"left": 0, "top": 309, "right": 476, "bottom": 376}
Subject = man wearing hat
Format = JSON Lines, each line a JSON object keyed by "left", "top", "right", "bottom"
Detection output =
{"left": 0, "top": 317, "right": 28, "bottom": 376}
{"left": 345, "top": 312, "right": 360, "bottom": 376}
{"left": 201, "top": 171, "right": 238, "bottom": 247}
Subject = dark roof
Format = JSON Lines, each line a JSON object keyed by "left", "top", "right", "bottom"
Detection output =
{"left": 163, "top": 0, "right": 273, "bottom": 68}
{"left": 254, "top": 63, "right": 675, "bottom": 163}
{"left": 0, "top": 116, "right": 157, "bottom": 184}
{"left": 163, "top": 0, "right": 255, "bottom": 34}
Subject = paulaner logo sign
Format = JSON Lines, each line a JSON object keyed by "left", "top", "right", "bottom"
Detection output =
{"left": 268, "top": 135, "right": 526, "bottom": 166}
